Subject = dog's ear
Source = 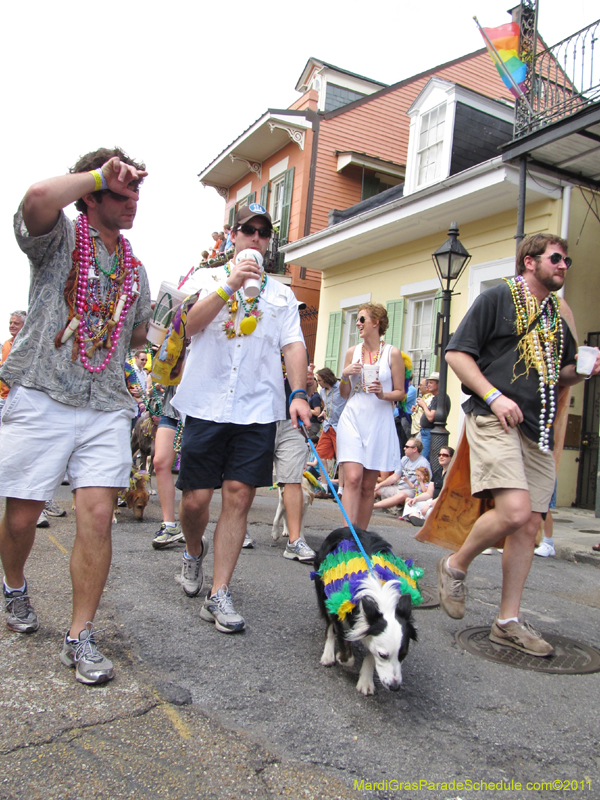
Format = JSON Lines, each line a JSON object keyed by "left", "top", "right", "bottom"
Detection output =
{"left": 396, "top": 594, "right": 418, "bottom": 642}
{"left": 361, "top": 596, "right": 386, "bottom": 637}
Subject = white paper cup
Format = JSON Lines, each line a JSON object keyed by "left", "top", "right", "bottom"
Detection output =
{"left": 236, "top": 249, "right": 264, "bottom": 299}
{"left": 146, "top": 320, "right": 167, "bottom": 347}
{"left": 576, "top": 345, "right": 597, "bottom": 376}
{"left": 362, "top": 364, "right": 380, "bottom": 386}
{"left": 152, "top": 282, "right": 188, "bottom": 329}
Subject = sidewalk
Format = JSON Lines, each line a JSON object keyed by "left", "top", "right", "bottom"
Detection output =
{"left": 547, "top": 505, "right": 600, "bottom": 567}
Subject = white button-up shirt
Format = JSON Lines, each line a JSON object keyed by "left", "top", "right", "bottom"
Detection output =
{"left": 172, "top": 266, "right": 304, "bottom": 425}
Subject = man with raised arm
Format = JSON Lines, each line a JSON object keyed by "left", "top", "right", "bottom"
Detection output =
{"left": 437, "top": 233, "right": 600, "bottom": 656}
{"left": 172, "top": 203, "right": 312, "bottom": 633}
{"left": 0, "top": 148, "right": 151, "bottom": 684}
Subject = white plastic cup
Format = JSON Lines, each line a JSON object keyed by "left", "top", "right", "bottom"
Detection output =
{"left": 362, "top": 364, "right": 380, "bottom": 387}
{"left": 152, "top": 282, "right": 188, "bottom": 329}
{"left": 576, "top": 345, "right": 597, "bottom": 376}
{"left": 236, "top": 249, "right": 264, "bottom": 299}
{"left": 146, "top": 320, "right": 167, "bottom": 347}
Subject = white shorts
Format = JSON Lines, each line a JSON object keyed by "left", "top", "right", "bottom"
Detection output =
{"left": 0, "top": 386, "right": 133, "bottom": 501}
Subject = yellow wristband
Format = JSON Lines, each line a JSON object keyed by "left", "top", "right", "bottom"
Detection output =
{"left": 483, "top": 387, "right": 497, "bottom": 401}
{"left": 340, "top": 377, "right": 349, "bottom": 384}
{"left": 215, "top": 286, "right": 230, "bottom": 302}
{"left": 89, "top": 170, "right": 103, "bottom": 191}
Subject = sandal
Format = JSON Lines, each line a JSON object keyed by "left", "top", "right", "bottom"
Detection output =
{"left": 592, "top": 543, "right": 600, "bottom": 552}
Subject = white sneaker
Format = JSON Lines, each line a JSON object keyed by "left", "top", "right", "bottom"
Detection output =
{"left": 36, "top": 511, "right": 49, "bottom": 528}
{"left": 534, "top": 541, "right": 555, "bottom": 558}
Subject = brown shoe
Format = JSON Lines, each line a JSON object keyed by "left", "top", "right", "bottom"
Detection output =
{"left": 489, "top": 618, "right": 554, "bottom": 657}
{"left": 436, "top": 555, "right": 466, "bottom": 619}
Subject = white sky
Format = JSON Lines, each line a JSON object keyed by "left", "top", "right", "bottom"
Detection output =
{"left": 1, "top": 0, "right": 597, "bottom": 335}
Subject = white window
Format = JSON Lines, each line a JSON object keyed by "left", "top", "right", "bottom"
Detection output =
{"left": 271, "top": 176, "right": 285, "bottom": 224}
{"left": 404, "top": 295, "right": 435, "bottom": 381}
{"left": 417, "top": 104, "right": 446, "bottom": 187}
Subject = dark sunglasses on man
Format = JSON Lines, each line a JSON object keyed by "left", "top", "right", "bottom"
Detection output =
{"left": 237, "top": 223, "right": 272, "bottom": 239}
{"left": 547, "top": 252, "right": 572, "bottom": 269}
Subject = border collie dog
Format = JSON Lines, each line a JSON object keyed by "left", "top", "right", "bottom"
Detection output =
{"left": 311, "top": 527, "right": 420, "bottom": 696}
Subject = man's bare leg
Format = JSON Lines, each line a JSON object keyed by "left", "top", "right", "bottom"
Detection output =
{"left": 211, "top": 480, "right": 255, "bottom": 592}
{"left": 70, "top": 487, "right": 118, "bottom": 637}
{"left": 283, "top": 483, "right": 303, "bottom": 544}
{"left": 373, "top": 492, "right": 408, "bottom": 510}
{"left": 154, "top": 426, "right": 177, "bottom": 522}
{"left": 498, "top": 511, "right": 540, "bottom": 619}
{"left": 0, "top": 498, "right": 43, "bottom": 589}
{"left": 179, "top": 488, "right": 213, "bottom": 557}
{"left": 448, "top": 488, "right": 531, "bottom": 574}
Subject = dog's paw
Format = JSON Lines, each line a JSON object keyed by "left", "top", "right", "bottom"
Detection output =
{"left": 112, "top": 515, "right": 118, "bottom": 524}
{"left": 271, "top": 529, "right": 280, "bottom": 541}
{"left": 356, "top": 676, "right": 375, "bottom": 695}
{"left": 337, "top": 653, "right": 355, "bottom": 668}
{"left": 320, "top": 654, "right": 336, "bottom": 667}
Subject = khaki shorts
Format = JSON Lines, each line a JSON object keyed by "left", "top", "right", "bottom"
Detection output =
{"left": 465, "top": 413, "right": 555, "bottom": 513}
{"left": 379, "top": 482, "right": 416, "bottom": 501}
{"left": 273, "top": 419, "right": 308, "bottom": 484}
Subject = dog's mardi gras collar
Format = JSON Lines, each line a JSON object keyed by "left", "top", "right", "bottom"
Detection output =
{"left": 310, "top": 540, "right": 423, "bottom": 620}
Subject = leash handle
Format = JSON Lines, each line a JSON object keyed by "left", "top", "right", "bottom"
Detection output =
{"left": 299, "top": 422, "right": 375, "bottom": 574}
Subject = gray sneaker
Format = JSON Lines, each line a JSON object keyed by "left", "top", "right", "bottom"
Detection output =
{"left": 4, "top": 583, "right": 39, "bottom": 633}
{"left": 152, "top": 522, "right": 184, "bottom": 549}
{"left": 490, "top": 617, "right": 554, "bottom": 657}
{"left": 36, "top": 511, "right": 49, "bottom": 528}
{"left": 44, "top": 499, "right": 66, "bottom": 517}
{"left": 200, "top": 585, "right": 245, "bottom": 633}
{"left": 284, "top": 537, "right": 316, "bottom": 562}
{"left": 60, "top": 623, "right": 114, "bottom": 684}
{"left": 181, "top": 538, "right": 208, "bottom": 597}
{"left": 242, "top": 531, "right": 254, "bottom": 549}
{"left": 437, "top": 554, "right": 467, "bottom": 619}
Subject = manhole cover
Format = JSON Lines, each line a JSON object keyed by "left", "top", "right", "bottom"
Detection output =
{"left": 455, "top": 627, "right": 600, "bottom": 674}
{"left": 415, "top": 585, "right": 439, "bottom": 609}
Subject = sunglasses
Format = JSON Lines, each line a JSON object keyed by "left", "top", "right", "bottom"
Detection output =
{"left": 548, "top": 252, "right": 572, "bottom": 269}
{"left": 404, "top": 445, "right": 416, "bottom": 449}
{"left": 238, "top": 223, "right": 272, "bottom": 239}
{"left": 358, "top": 316, "right": 368, "bottom": 324}
{"left": 101, "top": 189, "right": 134, "bottom": 202}
{"left": 439, "top": 452, "right": 451, "bottom": 458}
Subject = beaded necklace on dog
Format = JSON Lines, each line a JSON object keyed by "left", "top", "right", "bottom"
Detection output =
{"left": 55, "top": 213, "right": 139, "bottom": 373}
{"left": 220, "top": 263, "right": 266, "bottom": 338}
{"left": 504, "top": 275, "right": 564, "bottom": 452}
{"left": 310, "top": 539, "right": 423, "bottom": 621}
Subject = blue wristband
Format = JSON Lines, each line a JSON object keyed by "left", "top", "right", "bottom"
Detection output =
{"left": 289, "top": 389, "right": 309, "bottom": 405}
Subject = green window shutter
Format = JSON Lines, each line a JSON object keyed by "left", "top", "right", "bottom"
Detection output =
{"left": 247, "top": 191, "right": 256, "bottom": 205}
{"left": 386, "top": 299, "right": 405, "bottom": 349}
{"left": 259, "top": 183, "right": 269, "bottom": 209}
{"left": 228, "top": 206, "right": 235, "bottom": 227}
{"left": 324, "top": 311, "right": 342, "bottom": 375}
{"left": 429, "top": 289, "right": 443, "bottom": 372}
{"left": 278, "top": 167, "right": 295, "bottom": 243}
{"left": 361, "top": 174, "right": 381, "bottom": 201}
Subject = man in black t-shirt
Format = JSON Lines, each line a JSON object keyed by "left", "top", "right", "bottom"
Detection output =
{"left": 437, "top": 233, "right": 600, "bottom": 657}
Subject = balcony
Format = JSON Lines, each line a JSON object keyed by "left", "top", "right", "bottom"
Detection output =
{"left": 515, "top": 19, "right": 600, "bottom": 138}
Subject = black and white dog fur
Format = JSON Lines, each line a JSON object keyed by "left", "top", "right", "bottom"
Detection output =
{"left": 314, "top": 527, "right": 417, "bottom": 696}
{"left": 271, "top": 475, "right": 314, "bottom": 540}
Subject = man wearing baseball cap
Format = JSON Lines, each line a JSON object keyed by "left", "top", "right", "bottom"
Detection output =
{"left": 171, "top": 203, "right": 312, "bottom": 633}
{"left": 415, "top": 371, "right": 450, "bottom": 460}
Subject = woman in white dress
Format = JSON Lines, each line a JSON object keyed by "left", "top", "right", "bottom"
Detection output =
{"left": 337, "top": 303, "right": 406, "bottom": 528}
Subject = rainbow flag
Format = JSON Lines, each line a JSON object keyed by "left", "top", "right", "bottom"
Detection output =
{"left": 477, "top": 20, "right": 527, "bottom": 98}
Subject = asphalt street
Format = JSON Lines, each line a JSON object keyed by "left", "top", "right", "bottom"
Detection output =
{"left": 1, "top": 484, "right": 599, "bottom": 800}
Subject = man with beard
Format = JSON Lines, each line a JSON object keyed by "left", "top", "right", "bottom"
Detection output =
{"left": 437, "top": 233, "right": 600, "bottom": 656}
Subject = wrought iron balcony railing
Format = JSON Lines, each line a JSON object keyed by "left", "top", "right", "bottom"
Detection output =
{"left": 515, "top": 18, "right": 600, "bottom": 138}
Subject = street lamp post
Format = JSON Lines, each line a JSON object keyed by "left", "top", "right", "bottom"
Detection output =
{"left": 429, "top": 222, "right": 471, "bottom": 471}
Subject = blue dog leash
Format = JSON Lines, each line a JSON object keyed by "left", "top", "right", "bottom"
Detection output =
{"left": 297, "top": 417, "right": 375, "bottom": 576}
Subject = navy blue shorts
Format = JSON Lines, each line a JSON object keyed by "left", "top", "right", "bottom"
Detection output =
{"left": 176, "top": 417, "right": 276, "bottom": 490}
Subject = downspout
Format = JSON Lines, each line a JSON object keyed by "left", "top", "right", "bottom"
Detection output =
{"left": 303, "top": 111, "right": 321, "bottom": 238}
{"left": 515, "top": 155, "right": 527, "bottom": 261}
{"left": 558, "top": 184, "right": 571, "bottom": 299}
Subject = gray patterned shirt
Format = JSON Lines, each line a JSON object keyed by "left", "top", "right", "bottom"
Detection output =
{"left": 0, "top": 205, "right": 152, "bottom": 412}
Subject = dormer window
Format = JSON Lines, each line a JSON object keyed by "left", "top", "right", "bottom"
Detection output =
{"left": 417, "top": 103, "right": 446, "bottom": 186}
{"left": 405, "top": 77, "right": 514, "bottom": 196}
